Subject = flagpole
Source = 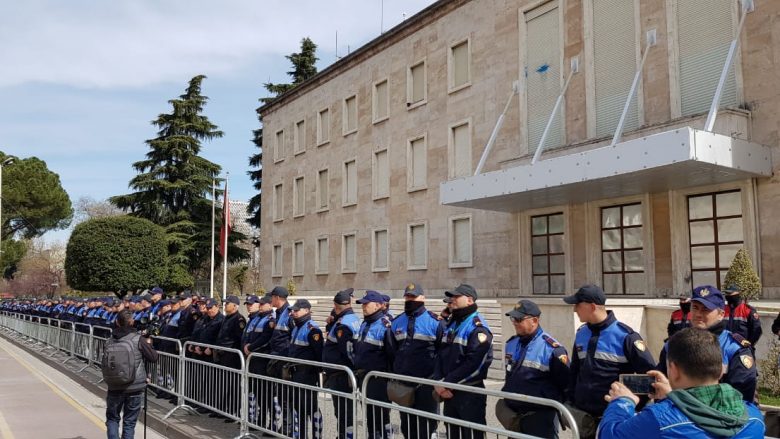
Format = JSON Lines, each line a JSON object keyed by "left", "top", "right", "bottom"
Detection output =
{"left": 222, "top": 172, "right": 229, "bottom": 314}
{"left": 210, "top": 179, "right": 216, "bottom": 299}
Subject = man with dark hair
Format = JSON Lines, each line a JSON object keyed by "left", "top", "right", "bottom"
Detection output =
{"left": 104, "top": 309, "right": 158, "bottom": 439}
{"left": 323, "top": 288, "right": 360, "bottom": 439}
{"left": 598, "top": 328, "right": 765, "bottom": 438}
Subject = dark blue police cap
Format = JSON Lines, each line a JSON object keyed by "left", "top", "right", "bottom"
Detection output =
{"left": 692, "top": 285, "right": 725, "bottom": 310}
{"left": 563, "top": 284, "right": 606, "bottom": 305}
{"left": 356, "top": 290, "right": 386, "bottom": 304}
{"left": 334, "top": 288, "right": 354, "bottom": 305}
{"left": 270, "top": 286, "right": 289, "bottom": 298}
{"left": 506, "top": 299, "right": 541, "bottom": 319}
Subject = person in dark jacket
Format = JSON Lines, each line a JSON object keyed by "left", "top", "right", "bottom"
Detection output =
{"left": 215, "top": 295, "right": 246, "bottom": 422}
{"left": 323, "top": 288, "right": 360, "bottom": 439}
{"left": 598, "top": 328, "right": 765, "bottom": 438}
{"left": 286, "top": 299, "right": 323, "bottom": 439}
{"left": 243, "top": 294, "right": 276, "bottom": 428}
{"left": 105, "top": 310, "right": 158, "bottom": 439}
{"left": 723, "top": 284, "right": 762, "bottom": 347}
{"left": 666, "top": 297, "right": 691, "bottom": 338}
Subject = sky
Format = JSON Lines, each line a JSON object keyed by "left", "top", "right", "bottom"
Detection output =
{"left": 0, "top": 0, "right": 436, "bottom": 244}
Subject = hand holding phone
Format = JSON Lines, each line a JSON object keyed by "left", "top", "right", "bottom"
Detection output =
{"left": 619, "top": 374, "right": 655, "bottom": 395}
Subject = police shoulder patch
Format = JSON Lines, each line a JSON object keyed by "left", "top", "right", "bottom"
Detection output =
{"left": 382, "top": 317, "right": 392, "bottom": 328}
{"left": 239, "top": 320, "right": 246, "bottom": 330}
{"left": 740, "top": 354, "right": 754, "bottom": 369}
{"left": 268, "top": 321, "right": 276, "bottom": 329}
{"left": 474, "top": 316, "right": 483, "bottom": 327}
{"left": 731, "top": 332, "right": 751, "bottom": 347}
{"left": 337, "top": 329, "right": 343, "bottom": 338}
{"left": 313, "top": 333, "right": 321, "bottom": 342}
{"left": 633, "top": 340, "right": 646, "bottom": 352}
{"left": 558, "top": 354, "right": 569, "bottom": 365}
{"left": 477, "top": 333, "right": 488, "bottom": 344}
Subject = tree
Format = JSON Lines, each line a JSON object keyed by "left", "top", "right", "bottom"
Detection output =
{"left": 6, "top": 239, "right": 66, "bottom": 298}
{"left": 65, "top": 216, "right": 168, "bottom": 294}
{"left": 110, "top": 75, "right": 247, "bottom": 285}
{"left": 73, "top": 196, "right": 122, "bottom": 224}
{"left": 722, "top": 248, "right": 762, "bottom": 301}
{"left": 249, "top": 38, "right": 319, "bottom": 228}
{"left": 0, "top": 152, "right": 73, "bottom": 278}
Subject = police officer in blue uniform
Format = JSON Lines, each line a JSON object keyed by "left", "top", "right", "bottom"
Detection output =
{"left": 387, "top": 283, "right": 445, "bottom": 439}
{"left": 286, "top": 299, "right": 323, "bottom": 439}
{"left": 565, "top": 284, "right": 656, "bottom": 439}
{"left": 498, "top": 300, "right": 569, "bottom": 439}
{"left": 243, "top": 294, "right": 276, "bottom": 428}
{"left": 433, "top": 284, "right": 494, "bottom": 439}
{"left": 323, "top": 288, "right": 361, "bottom": 439}
{"left": 656, "top": 285, "right": 757, "bottom": 402}
{"left": 176, "top": 292, "right": 198, "bottom": 342}
{"left": 354, "top": 290, "right": 394, "bottom": 439}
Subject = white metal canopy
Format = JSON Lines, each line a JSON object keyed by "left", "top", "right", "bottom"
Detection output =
{"left": 440, "top": 127, "right": 772, "bottom": 212}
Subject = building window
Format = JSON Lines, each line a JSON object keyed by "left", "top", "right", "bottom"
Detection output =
{"left": 407, "top": 222, "right": 428, "bottom": 270}
{"left": 343, "top": 95, "right": 358, "bottom": 135}
{"left": 272, "top": 244, "right": 283, "bottom": 277}
{"left": 449, "top": 214, "right": 473, "bottom": 268}
{"left": 294, "top": 119, "right": 306, "bottom": 155}
{"left": 524, "top": 1, "right": 563, "bottom": 154}
{"left": 372, "top": 228, "right": 389, "bottom": 272}
{"left": 342, "top": 232, "right": 357, "bottom": 273}
{"left": 449, "top": 39, "right": 471, "bottom": 92}
{"left": 315, "top": 236, "right": 329, "bottom": 274}
{"left": 601, "top": 203, "right": 644, "bottom": 294}
{"left": 317, "top": 108, "right": 330, "bottom": 145}
{"left": 343, "top": 159, "right": 357, "bottom": 206}
{"left": 372, "top": 149, "right": 389, "bottom": 200}
{"left": 274, "top": 129, "right": 285, "bottom": 162}
{"left": 531, "top": 213, "right": 566, "bottom": 295}
{"left": 273, "top": 183, "right": 284, "bottom": 222}
{"left": 407, "top": 60, "right": 427, "bottom": 108}
{"left": 373, "top": 79, "right": 389, "bottom": 123}
{"left": 407, "top": 135, "right": 427, "bottom": 192}
{"left": 316, "top": 168, "right": 329, "bottom": 211}
{"left": 588, "top": 0, "right": 639, "bottom": 137}
{"left": 675, "top": 0, "right": 738, "bottom": 117}
{"left": 293, "top": 240, "right": 304, "bottom": 276}
{"left": 293, "top": 176, "right": 305, "bottom": 217}
{"left": 687, "top": 190, "right": 743, "bottom": 289}
{"left": 449, "top": 120, "right": 472, "bottom": 178}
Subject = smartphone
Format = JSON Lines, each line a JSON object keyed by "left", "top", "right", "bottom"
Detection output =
{"left": 619, "top": 373, "right": 655, "bottom": 395}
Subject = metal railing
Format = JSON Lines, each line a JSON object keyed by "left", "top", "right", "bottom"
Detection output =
{"left": 0, "top": 312, "right": 579, "bottom": 439}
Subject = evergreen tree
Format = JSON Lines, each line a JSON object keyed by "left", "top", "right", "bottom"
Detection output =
{"left": 722, "top": 248, "right": 762, "bottom": 301}
{"left": 111, "top": 75, "right": 247, "bottom": 288}
{"left": 248, "top": 37, "right": 319, "bottom": 228}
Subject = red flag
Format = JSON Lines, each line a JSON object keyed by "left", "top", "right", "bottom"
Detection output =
{"left": 219, "top": 180, "right": 231, "bottom": 257}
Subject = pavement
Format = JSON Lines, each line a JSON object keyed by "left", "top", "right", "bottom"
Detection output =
{"left": 0, "top": 336, "right": 165, "bottom": 439}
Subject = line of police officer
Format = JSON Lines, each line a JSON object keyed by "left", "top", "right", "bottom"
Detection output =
{"left": 1, "top": 281, "right": 768, "bottom": 439}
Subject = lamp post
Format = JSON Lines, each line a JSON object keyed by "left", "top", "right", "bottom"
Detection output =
{"left": 0, "top": 156, "right": 16, "bottom": 257}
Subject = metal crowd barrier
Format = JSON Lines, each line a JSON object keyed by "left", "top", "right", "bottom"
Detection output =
{"left": 0, "top": 313, "right": 579, "bottom": 439}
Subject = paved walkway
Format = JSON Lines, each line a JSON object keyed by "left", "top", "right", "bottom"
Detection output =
{"left": 0, "top": 337, "right": 164, "bottom": 439}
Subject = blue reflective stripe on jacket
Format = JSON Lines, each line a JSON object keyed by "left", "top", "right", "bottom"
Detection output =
{"left": 597, "top": 396, "right": 765, "bottom": 438}
{"left": 354, "top": 313, "right": 391, "bottom": 371}
{"left": 288, "top": 320, "right": 320, "bottom": 361}
{"left": 502, "top": 328, "right": 567, "bottom": 410}
{"left": 437, "top": 311, "right": 493, "bottom": 384}
{"left": 390, "top": 307, "right": 442, "bottom": 378}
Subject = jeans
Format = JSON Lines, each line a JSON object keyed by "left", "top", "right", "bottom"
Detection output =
{"left": 106, "top": 391, "right": 144, "bottom": 439}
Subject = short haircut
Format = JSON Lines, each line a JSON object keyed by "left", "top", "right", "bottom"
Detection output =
{"left": 667, "top": 328, "right": 722, "bottom": 381}
{"left": 116, "top": 310, "right": 134, "bottom": 328}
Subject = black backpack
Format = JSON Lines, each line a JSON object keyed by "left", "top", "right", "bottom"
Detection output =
{"left": 101, "top": 333, "right": 139, "bottom": 387}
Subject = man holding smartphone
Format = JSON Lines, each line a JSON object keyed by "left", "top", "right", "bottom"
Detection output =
{"left": 598, "top": 328, "right": 764, "bottom": 438}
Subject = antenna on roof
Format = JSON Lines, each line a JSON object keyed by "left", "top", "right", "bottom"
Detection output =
{"left": 380, "top": 0, "right": 384, "bottom": 33}
{"left": 335, "top": 31, "right": 341, "bottom": 60}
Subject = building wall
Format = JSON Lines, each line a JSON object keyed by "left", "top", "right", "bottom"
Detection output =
{"left": 259, "top": 0, "right": 780, "bottom": 298}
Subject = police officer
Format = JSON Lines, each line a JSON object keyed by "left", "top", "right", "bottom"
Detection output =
{"left": 148, "top": 287, "right": 165, "bottom": 316}
{"left": 666, "top": 297, "right": 692, "bottom": 338}
{"left": 243, "top": 294, "right": 276, "bottom": 428}
{"left": 498, "top": 300, "right": 569, "bottom": 439}
{"left": 723, "top": 283, "right": 762, "bottom": 347}
{"left": 323, "top": 288, "right": 361, "bottom": 439}
{"left": 354, "top": 290, "right": 394, "bottom": 439}
{"left": 656, "top": 285, "right": 757, "bottom": 402}
{"left": 215, "top": 295, "right": 247, "bottom": 421}
{"left": 134, "top": 294, "right": 153, "bottom": 330}
{"left": 286, "top": 299, "right": 323, "bottom": 439}
{"left": 198, "top": 299, "right": 224, "bottom": 360}
{"left": 267, "top": 286, "right": 294, "bottom": 431}
{"left": 387, "top": 283, "right": 445, "bottom": 439}
{"left": 176, "top": 292, "right": 198, "bottom": 342}
{"left": 433, "top": 284, "right": 493, "bottom": 439}
{"left": 565, "top": 284, "right": 655, "bottom": 439}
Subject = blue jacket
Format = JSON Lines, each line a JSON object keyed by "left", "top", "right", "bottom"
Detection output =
{"left": 434, "top": 307, "right": 493, "bottom": 385}
{"left": 570, "top": 311, "right": 656, "bottom": 415}
{"left": 502, "top": 327, "right": 569, "bottom": 411}
{"left": 269, "top": 302, "right": 293, "bottom": 356}
{"left": 353, "top": 311, "right": 393, "bottom": 372}
{"left": 322, "top": 308, "right": 360, "bottom": 367}
{"left": 597, "top": 396, "right": 765, "bottom": 438}
{"left": 288, "top": 317, "right": 323, "bottom": 362}
{"left": 389, "top": 306, "right": 445, "bottom": 378}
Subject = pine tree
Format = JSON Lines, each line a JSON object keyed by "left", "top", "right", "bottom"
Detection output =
{"left": 722, "top": 248, "right": 762, "bottom": 301}
{"left": 111, "top": 75, "right": 247, "bottom": 289}
{"left": 248, "top": 37, "right": 319, "bottom": 229}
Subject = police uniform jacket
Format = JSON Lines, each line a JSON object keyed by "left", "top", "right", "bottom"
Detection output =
{"left": 176, "top": 305, "right": 198, "bottom": 341}
{"left": 388, "top": 305, "right": 445, "bottom": 378}
{"left": 269, "top": 302, "right": 294, "bottom": 356}
{"left": 288, "top": 315, "right": 323, "bottom": 362}
{"left": 199, "top": 313, "right": 224, "bottom": 346}
{"left": 569, "top": 311, "right": 656, "bottom": 416}
{"left": 666, "top": 309, "right": 691, "bottom": 338}
{"left": 433, "top": 305, "right": 493, "bottom": 385}
{"left": 353, "top": 310, "right": 393, "bottom": 372}
{"left": 501, "top": 327, "right": 569, "bottom": 412}
{"left": 725, "top": 300, "right": 762, "bottom": 346}
{"left": 216, "top": 311, "right": 246, "bottom": 350}
{"left": 656, "top": 322, "right": 757, "bottom": 402}
{"left": 322, "top": 308, "right": 360, "bottom": 368}
{"left": 598, "top": 396, "right": 765, "bottom": 438}
{"left": 244, "top": 310, "right": 276, "bottom": 353}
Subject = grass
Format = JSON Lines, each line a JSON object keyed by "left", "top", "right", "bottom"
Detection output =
{"left": 759, "top": 388, "right": 780, "bottom": 408}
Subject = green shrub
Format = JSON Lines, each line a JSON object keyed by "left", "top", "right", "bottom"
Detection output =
{"left": 723, "top": 248, "right": 762, "bottom": 301}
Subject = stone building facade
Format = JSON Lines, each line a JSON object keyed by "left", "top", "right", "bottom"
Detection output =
{"left": 258, "top": 0, "right": 780, "bottom": 299}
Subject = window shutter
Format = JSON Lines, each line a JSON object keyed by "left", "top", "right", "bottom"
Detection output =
{"left": 678, "top": 0, "right": 737, "bottom": 116}
{"left": 345, "top": 235, "right": 356, "bottom": 270}
{"left": 375, "top": 230, "right": 388, "bottom": 269}
{"left": 346, "top": 161, "right": 357, "bottom": 203}
{"left": 526, "top": 2, "right": 562, "bottom": 153}
{"left": 452, "top": 123, "right": 471, "bottom": 177}
{"left": 411, "top": 225, "right": 426, "bottom": 266}
{"left": 295, "top": 120, "right": 305, "bottom": 153}
{"left": 295, "top": 178, "right": 304, "bottom": 214}
{"left": 274, "top": 185, "right": 283, "bottom": 219}
{"left": 453, "top": 218, "right": 471, "bottom": 264}
{"left": 345, "top": 97, "right": 357, "bottom": 132}
{"left": 452, "top": 42, "right": 469, "bottom": 87}
{"left": 411, "top": 139, "right": 426, "bottom": 188}
{"left": 318, "top": 109, "right": 330, "bottom": 143}
{"left": 318, "top": 170, "right": 328, "bottom": 209}
{"left": 294, "top": 242, "right": 303, "bottom": 273}
{"left": 318, "top": 239, "right": 328, "bottom": 272}
{"left": 411, "top": 63, "right": 425, "bottom": 103}
{"left": 275, "top": 130, "right": 284, "bottom": 160}
{"left": 273, "top": 246, "right": 282, "bottom": 275}
{"left": 375, "top": 81, "right": 388, "bottom": 120}
{"left": 375, "top": 150, "right": 389, "bottom": 197}
{"left": 593, "top": 0, "right": 639, "bottom": 137}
